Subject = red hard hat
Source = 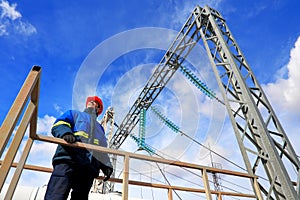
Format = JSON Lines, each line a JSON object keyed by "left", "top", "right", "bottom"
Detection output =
{"left": 86, "top": 96, "right": 103, "bottom": 115}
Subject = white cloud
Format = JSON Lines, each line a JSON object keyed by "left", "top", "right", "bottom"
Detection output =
{"left": 0, "top": 0, "right": 36, "bottom": 36}
{"left": 32, "top": 114, "right": 57, "bottom": 166}
{"left": 11, "top": 114, "right": 56, "bottom": 161}
{"left": 262, "top": 36, "right": 300, "bottom": 158}
{"left": 4, "top": 115, "right": 57, "bottom": 187}
{"left": 191, "top": 36, "right": 300, "bottom": 181}
{"left": 27, "top": 141, "right": 56, "bottom": 166}
{"left": 53, "top": 103, "right": 64, "bottom": 115}
{"left": 263, "top": 36, "right": 300, "bottom": 116}
{"left": 0, "top": 0, "right": 21, "bottom": 20}
{"left": 37, "top": 115, "right": 56, "bottom": 136}
{"left": 170, "top": 1, "right": 223, "bottom": 28}
{"left": 15, "top": 20, "right": 37, "bottom": 36}
{"left": 0, "top": 23, "right": 7, "bottom": 35}
{"left": 153, "top": 35, "right": 300, "bottom": 194}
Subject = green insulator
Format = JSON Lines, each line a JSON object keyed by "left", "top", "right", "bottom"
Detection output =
{"left": 151, "top": 106, "right": 180, "bottom": 133}
{"left": 180, "top": 65, "right": 216, "bottom": 99}
{"left": 139, "top": 108, "right": 146, "bottom": 147}
{"left": 141, "top": 143, "right": 155, "bottom": 154}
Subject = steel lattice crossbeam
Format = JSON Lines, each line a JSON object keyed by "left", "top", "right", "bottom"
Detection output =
{"left": 109, "top": 6, "right": 205, "bottom": 149}
{"left": 198, "top": 5, "right": 300, "bottom": 199}
{"left": 110, "top": 5, "right": 300, "bottom": 199}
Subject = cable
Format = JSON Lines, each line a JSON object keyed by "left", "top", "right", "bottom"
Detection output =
{"left": 134, "top": 149, "right": 184, "bottom": 199}
{"left": 114, "top": 119, "right": 262, "bottom": 197}
{"left": 178, "top": 65, "right": 295, "bottom": 189}
{"left": 150, "top": 166, "right": 155, "bottom": 200}
{"left": 113, "top": 149, "right": 203, "bottom": 199}
{"left": 220, "top": 178, "right": 252, "bottom": 192}
{"left": 179, "top": 129, "right": 246, "bottom": 171}
{"left": 140, "top": 174, "right": 143, "bottom": 199}
{"left": 123, "top": 127, "right": 255, "bottom": 196}
{"left": 113, "top": 143, "right": 248, "bottom": 200}
{"left": 150, "top": 106, "right": 247, "bottom": 171}
{"left": 136, "top": 145, "right": 251, "bottom": 198}
{"left": 179, "top": 65, "right": 245, "bottom": 120}
{"left": 151, "top": 149, "right": 251, "bottom": 196}
{"left": 154, "top": 161, "right": 183, "bottom": 200}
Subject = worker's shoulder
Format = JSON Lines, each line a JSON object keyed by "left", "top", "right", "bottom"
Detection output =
{"left": 67, "top": 109, "right": 86, "bottom": 116}
{"left": 59, "top": 109, "right": 88, "bottom": 121}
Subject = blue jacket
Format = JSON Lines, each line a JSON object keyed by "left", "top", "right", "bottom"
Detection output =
{"left": 51, "top": 109, "right": 112, "bottom": 176}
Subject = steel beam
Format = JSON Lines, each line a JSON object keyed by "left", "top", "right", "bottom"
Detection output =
{"left": 0, "top": 66, "right": 41, "bottom": 156}
{"left": 109, "top": 4, "right": 299, "bottom": 199}
{"left": 199, "top": 5, "right": 299, "bottom": 199}
{"left": 109, "top": 6, "right": 206, "bottom": 149}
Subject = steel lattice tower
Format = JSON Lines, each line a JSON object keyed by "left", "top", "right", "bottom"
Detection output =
{"left": 110, "top": 5, "right": 300, "bottom": 199}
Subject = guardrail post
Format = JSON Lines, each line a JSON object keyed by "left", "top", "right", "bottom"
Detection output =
{"left": 253, "top": 177, "right": 264, "bottom": 200}
{"left": 168, "top": 188, "right": 173, "bottom": 200}
{"left": 202, "top": 168, "right": 212, "bottom": 200}
{"left": 122, "top": 154, "right": 129, "bottom": 200}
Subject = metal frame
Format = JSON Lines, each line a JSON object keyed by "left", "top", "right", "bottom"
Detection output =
{"left": 0, "top": 66, "right": 41, "bottom": 200}
{"left": 1, "top": 4, "right": 299, "bottom": 199}
{"left": 109, "top": 4, "right": 300, "bottom": 200}
{"left": 1, "top": 135, "right": 262, "bottom": 200}
{"left": 109, "top": 5, "right": 204, "bottom": 149}
{"left": 198, "top": 5, "right": 300, "bottom": 199}
{"left": 0, "top": 66, "right": 262, "bottom": 200}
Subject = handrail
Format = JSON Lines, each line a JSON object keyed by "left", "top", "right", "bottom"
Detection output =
{"left": 0, "top": 66, "right": 41, "bottom": 199}
{"left": 0, "top": 66, "right": 262, "bottom": 200}
{"left": 35, "top": 134, "right": 256, "bottom": 178}
{"left": 35, "top": 134, "right": 262, "bottom": 200}
{"left": 0, "top": 161, "right": 257, "bottom": 199}
{"left": 0, "top": 66, "right": 41, "bottom": 156}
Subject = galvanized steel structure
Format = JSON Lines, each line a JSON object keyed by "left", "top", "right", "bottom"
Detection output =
{"left": 0, "top": 4, "right": 299, "bottom": 200}
{"left": 110, "top": 5, "right": 300, "bottom": 199}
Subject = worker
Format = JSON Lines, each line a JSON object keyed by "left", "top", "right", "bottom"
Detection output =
{"left": 44, "top": 96, "right": 113, "bottom": 200}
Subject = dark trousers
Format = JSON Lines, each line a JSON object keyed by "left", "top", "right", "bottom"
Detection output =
{"left": 44, "top": 163, "right": 96, "bottom": 200}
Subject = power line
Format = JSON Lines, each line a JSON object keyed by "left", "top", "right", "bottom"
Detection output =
{"left": 150, "top": 106, "right": 247, "bottom": 171}
{"left": 114, "top": 120, "right": 258, "bottom": 197}
{"left": 111, "top": 135, "right": 252, "bottom": 200}
{"left": 131, "top": 141, "right": 253, "bottom": 199}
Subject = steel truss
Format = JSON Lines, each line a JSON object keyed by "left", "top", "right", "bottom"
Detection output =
{"left": 109, "top": 5, "right": 204, "bottom": 149}
{"left": 110, "top": 4, "right": 300, "bottom": 199}
{"left": 199, "top": 5, "right": 300, "bottom": 199}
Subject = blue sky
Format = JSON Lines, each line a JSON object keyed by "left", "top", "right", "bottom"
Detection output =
{"left": 1, "top": 0, "right": 300, "bottom": 198}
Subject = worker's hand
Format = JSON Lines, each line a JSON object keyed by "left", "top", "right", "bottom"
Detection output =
{"left": 103, "top": 166, "right": 113, "bottom": 182}
{"left": 62, "top": 133, "right": 76, "bottom": 143}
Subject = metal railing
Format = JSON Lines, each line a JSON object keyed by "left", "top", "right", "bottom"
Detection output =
{"left": 0, "top": 66, "right": 41, "bottom": 200}
{"left": 0, "top": 66, "right": 263, "bottom": 200}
